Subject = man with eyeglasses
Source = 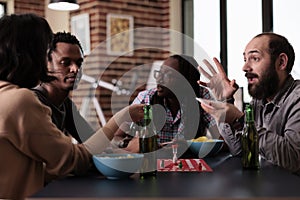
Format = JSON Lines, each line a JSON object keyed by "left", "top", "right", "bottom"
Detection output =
{"left": 113, "top": 54, "right": 220, "bottom": 154}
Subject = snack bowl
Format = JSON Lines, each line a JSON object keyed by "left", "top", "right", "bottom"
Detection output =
{"left": 93, "top": 153, "right": 144, "bottom": 179}
{"left": 187, "top": 139, "right": 224, "bottom": 158}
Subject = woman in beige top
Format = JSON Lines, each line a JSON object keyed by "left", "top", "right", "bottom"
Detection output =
{"left": 0, "top": 14, "right": 144, "bottom": 199}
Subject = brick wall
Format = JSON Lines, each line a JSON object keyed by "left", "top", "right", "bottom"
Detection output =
{"left": 70, "top": 0, "right": 171, "bottom": 129}
{"left": 13, "top": 0, "right": 172, "bottom": 129}
{"left": 14, "top": 0, "right": 45, "bottom": 17}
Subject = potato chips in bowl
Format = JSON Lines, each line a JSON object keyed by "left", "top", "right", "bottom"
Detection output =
{"left": 187, "top": 136, "right": 224, "bottom": 158}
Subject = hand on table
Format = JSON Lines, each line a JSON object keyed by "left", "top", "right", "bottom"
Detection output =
{"left": 124, "top": 136, "right": 139, "bottom": 153}
{"left": 198, "top": 57, "right": 239, "bottom": 101}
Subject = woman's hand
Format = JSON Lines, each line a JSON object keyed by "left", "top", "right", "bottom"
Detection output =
{"left": 198, "top": 57, "right": 239, "bottom": 101}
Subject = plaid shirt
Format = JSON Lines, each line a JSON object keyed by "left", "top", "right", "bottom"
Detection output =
{"left": 132, "top": 88, "right": 216, "bottom": 143}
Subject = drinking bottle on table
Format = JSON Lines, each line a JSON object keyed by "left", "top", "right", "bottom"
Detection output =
{"left": 139, "top": 105, "right": 158, "bottom": 179}
{"left": 241, "top": 104, "right": 260, "bottom": 169}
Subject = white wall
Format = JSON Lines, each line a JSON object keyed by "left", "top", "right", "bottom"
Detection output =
{"left": 45, "top": 0, "right": 70, "bottom": 33}
{"left": 170, "top": 0, "right": 183, "bottom": 54}
{"left": 1, "top": 0, "right": 14, "bottom": 14}
{"left": 273, "top": 0, "right": 300, "bottom": 79}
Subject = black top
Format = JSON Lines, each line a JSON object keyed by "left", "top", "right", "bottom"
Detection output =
{"left": 32, "top": 86, "right": 95, "bottom": 143}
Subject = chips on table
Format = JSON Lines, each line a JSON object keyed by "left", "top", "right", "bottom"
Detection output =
{"left": 191, "top": 136, "right": 214, "bottom": 142}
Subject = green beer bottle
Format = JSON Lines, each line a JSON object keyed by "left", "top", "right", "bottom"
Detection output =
{"left": 241, "top": 104, "right": 260, "bottom": 169}
{"left": 139, "top": 105, "right": 158, "bottom": 179}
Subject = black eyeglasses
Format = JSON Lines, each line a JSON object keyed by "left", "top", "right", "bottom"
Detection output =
{"left": 153, "top": 70, "right": 171, "bottom": 82}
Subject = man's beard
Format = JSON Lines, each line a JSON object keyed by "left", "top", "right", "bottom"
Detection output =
{"left": 248, "top": 64, "right": 279, "bottom": 99}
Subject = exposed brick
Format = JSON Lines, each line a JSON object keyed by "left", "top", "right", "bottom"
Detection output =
{"left": 14, "top": 0, "right": 171, "bottom": 128}
{"left": 14, "top": 0, "right": 45, "bottom": 17}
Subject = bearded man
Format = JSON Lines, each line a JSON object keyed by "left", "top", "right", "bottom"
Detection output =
{"left": 198, "top": 32, "right": 300, "bottom": 175}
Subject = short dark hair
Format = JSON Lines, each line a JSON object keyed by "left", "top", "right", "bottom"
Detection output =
{"left": 48, "top": 31, "right": 83, "bottom": 61}
{"left": 0, "top": 13, "right": 53, "bottom": 88}
{"left": 254, "top": 32, "right": 295, "bottom": 74}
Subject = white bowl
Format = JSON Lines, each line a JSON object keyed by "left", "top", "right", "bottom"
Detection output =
{"left": 92, "top": 153, "right": 144, "bottom": 179}
{"left": 187, "top": 139, "right": 224, "bottom": 158}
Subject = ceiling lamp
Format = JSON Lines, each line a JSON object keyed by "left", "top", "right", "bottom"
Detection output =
{"left": 48, "top": 0, "right": 80, "bottom": 11}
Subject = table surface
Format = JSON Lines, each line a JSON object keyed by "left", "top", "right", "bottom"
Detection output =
{"left": 31, "top": 152, "right": 300, "bottom": 199}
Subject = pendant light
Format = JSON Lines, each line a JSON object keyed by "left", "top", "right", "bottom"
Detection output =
{"left": 48, "top": 0, "right": 79, "bottom": 11}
